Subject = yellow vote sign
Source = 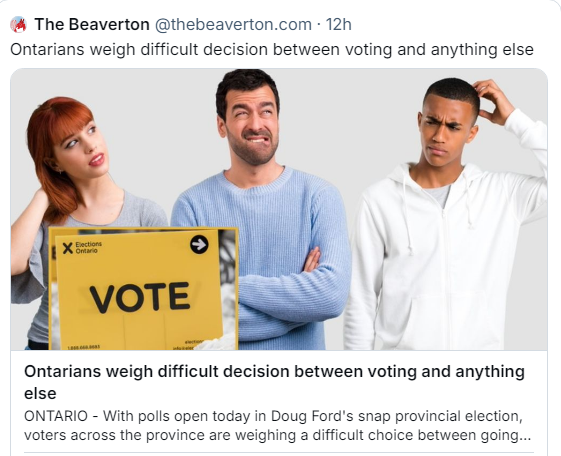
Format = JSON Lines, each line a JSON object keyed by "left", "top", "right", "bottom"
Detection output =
{"left": 53, "top": 229, "right": 223, "bottom": 350}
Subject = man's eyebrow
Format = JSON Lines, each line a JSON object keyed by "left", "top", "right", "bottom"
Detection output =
{"left": 231, "top": 103, "right": 250, "bottom": 112}
{"left": 426, "top": 115, "right": 462, "bottom": 127}
{"left": 446, "top": 121, "right": 462, "bottom": 127}
{"left": 231, "top": 101, "right": 275, "bottom": 111}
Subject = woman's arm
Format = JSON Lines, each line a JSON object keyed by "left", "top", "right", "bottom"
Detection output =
{"left": 11, "top": 189, "right": 49, "bottom": 276}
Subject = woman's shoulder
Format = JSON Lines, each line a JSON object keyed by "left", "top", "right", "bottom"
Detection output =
{"left": 121, "top": 191, "right": 168, "bottom": 227}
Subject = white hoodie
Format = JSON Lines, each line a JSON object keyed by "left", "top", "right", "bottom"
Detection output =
{"left": 344, "top": 109, "right": 547, "bottom": 350}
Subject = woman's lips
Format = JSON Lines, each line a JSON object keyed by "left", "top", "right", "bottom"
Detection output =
{"left": 89, "top": 153, "right": 105, "bottom": 166}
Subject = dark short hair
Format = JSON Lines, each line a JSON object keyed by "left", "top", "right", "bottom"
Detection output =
{"left": 216, "top": 69, "right": 280, "bottom": 120}
{"left": 423, "top": 77, "right": 480, "bottom": 123}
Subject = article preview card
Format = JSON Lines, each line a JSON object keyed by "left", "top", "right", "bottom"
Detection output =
{"left": 51, "top": 229, "right": 224, "bottom": 350}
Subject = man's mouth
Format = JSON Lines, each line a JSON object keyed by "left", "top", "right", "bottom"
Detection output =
{"left": 428, "top": 146, "right": 446, "bottom": 156}
{"left": 244, "top": 130, "right": 271, "bottom": 143}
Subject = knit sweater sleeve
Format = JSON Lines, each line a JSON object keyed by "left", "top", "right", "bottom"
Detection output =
{"left": 171, "top": 196, "right": 199, "bottom": 227}
{"left": 171, "top": 194, "right": 307, "bottom": 340}
{"left": 238, "top": 185, "right": 351, "bottom": 323}
{"left": 238, "top": 304, "right": 305, "bottom": 341}
{"left": 344, "top": 195, "right": 384, "bottom": 350}
{"left": 503, "top": 109, "right": 547, "bottom": 224}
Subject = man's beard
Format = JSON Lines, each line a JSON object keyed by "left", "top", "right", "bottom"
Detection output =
{"left": 227, "top": 128, "right": 279, "bottom": 166}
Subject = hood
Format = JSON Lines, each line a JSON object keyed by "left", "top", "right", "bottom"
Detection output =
{"left": 387, "top": 163, "right": 485, "bottom": 256}
{"left": 388, "top": 162, "right": 484, "bottom": 187}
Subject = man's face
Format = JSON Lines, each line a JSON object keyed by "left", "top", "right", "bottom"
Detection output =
{"left": 417, "top": 94, "right": 478, "bottom": 169}
{"left": 217, "top": 85, "right": 279, "bottom": 166}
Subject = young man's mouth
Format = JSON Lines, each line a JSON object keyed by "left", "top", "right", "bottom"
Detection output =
{"left": 428, "top": 146, "right": 447, "bottom": 156}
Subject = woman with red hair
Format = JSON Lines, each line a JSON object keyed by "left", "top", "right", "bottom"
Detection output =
{"left": 11, "top": 97, "right": 168, "bottom": 349}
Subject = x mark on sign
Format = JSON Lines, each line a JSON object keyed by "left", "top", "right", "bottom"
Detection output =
{"left": 62, "top": 242, "right": 73, "bottom": 254}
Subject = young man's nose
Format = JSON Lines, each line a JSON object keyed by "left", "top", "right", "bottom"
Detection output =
{"left": 432, "top": 124, "right": 446, "bottom": 142}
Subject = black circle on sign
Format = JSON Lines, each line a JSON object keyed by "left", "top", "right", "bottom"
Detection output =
{"left": 190, "top": 235, "right": 209, "bottom": 254}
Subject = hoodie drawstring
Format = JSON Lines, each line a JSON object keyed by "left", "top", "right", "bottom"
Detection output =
{"left": 402, "top": 179, "right": 414, "bottom": 255}
{"left": 465, "top": 177, "right": 474, "bottom": 229}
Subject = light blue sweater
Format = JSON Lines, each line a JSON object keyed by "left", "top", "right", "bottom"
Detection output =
{"left": 171, "top": 167, "right": 351, "bottom": 350}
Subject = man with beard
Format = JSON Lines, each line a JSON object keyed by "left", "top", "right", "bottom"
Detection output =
{"left": 171, "top": 69, "right": 351, "bottom": 350}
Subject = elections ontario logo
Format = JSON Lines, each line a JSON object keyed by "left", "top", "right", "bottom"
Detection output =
{"left": 11, "top": 16, "right": 27, "bottom": 33}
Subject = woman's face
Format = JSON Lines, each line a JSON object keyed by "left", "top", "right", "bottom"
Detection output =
{"left": 51, "top": 121, "right": 109, "bottom": 181}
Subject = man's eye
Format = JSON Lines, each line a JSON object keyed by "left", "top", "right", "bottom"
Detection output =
{"left": 235, "top": 112, "right": 248, "bottom": 117}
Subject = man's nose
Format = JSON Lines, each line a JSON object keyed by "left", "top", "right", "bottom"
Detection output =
{"left": 432, "top": 124, "right": 446, "bottom": 142}
{"left": 247, "top": 113, "right": 264, "bottom": 131}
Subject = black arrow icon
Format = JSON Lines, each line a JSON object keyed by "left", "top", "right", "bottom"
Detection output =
{"left": 190, "top": 235, "right": 209, "bottom": 254}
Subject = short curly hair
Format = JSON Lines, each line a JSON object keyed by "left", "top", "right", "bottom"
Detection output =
{"left": 216, "top": 69, "right": 280, "bottom": 121}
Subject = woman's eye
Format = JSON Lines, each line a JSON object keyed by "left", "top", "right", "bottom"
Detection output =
{"left": 88, "top": 126, "right": 96, "bottom": 134}
{"left": 65, "top": 140, "right": 77, "bottom": 149}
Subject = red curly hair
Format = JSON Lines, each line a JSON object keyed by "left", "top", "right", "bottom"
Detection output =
{"left": 27, "top": 97, "right": 94, "bottom": 224}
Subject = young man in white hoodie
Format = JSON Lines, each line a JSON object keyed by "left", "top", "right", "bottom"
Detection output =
{"left": 344, "top": 78, "right": 547, "bottom": 350}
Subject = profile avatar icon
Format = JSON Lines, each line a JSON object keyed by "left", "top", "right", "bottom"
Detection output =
{"left": 11, "top": 16, "right": 27, "bottom": 33}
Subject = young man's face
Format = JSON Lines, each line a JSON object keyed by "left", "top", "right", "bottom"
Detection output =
{"left": 417, "top": 94, "right": 479, "bottom": 170}
{"left": 217, "top": 84, "right": 279, "bottom": 167}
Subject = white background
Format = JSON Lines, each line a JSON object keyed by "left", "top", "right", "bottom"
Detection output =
{"left": 2, "top": 1, "right": 559, "bottom": 455}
